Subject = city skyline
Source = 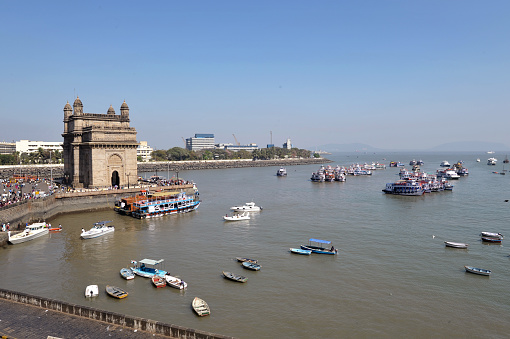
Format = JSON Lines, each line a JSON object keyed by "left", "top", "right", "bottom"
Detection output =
{"left": 1, "top": 1, "right": 509, "bottom": 151}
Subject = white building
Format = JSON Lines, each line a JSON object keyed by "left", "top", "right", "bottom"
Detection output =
{"left": 186, "top": 134, "right": 215, "bottom": 151}
{"left": 137, "top": 141, "right": 153, "bottom": 162}
{"left": 16, "top": 140, "right": 62, "bottom": 154}
{"left": 283, "top": 138, "right": 292, "bottom": 150}
{"left": 0, "top": 142, "right": 16, "bottom": 155}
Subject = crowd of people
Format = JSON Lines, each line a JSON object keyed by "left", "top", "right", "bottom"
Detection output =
{"left": 0, "top": 177, "right": 59, "bottom": 209}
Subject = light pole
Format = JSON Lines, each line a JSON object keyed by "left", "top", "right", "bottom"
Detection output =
{"left": 49, "top": 150, "right": 52, "bottom": 186}
{"left": 127, "top": 172, "right": 130, "bottom": 188}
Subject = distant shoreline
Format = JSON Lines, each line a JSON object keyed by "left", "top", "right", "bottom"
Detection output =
{"left": 0, "top": 158, "right": 331, "bottom": 179}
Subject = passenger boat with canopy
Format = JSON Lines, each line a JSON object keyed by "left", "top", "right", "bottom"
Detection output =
{"left": 301, "top": 238, "right": 338, "bottom": 255}
{"left": 131, "top": 190, "right": 200, "bottom": 219}
{"left": 130, "top": 259, "right": 167, "bottom": 278}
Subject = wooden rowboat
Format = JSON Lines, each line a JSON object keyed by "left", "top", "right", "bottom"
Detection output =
{"left": 152, "top": 275, "right": 166, "bottom": 288}
{"left": 290, "top": 248, "right": 312, "bottom": 255}
{"left": 236, "top": 257, "right": 258, "bottom": 264}
{"left": 242, "top": 261, "right": 261, "bottom": 271}
{"left": 464, "top": 266, "right": 491, "bottom": 276}
{"left": 192, "top": 297, "right": 210, "bottom": 316}
{"left": 222, "top": 271, "right": 248, "bottom": 283}
{"left": 444, "top": 241, "right": 468, "bottom": 249}
{"left": 120, "top": 268, "right": 135, "bottom": 280}
{"left": 105, "top": 285, "right": 128, "bottom": 299}
{"left": 481, "top": 237, "right": 502, "bottom": 243}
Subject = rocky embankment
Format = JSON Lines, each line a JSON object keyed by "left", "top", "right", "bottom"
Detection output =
{"left": 0, "top": 158, "right": 330, "bottom": 178}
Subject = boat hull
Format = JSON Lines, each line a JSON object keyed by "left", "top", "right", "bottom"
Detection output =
{"left": 300, "top": 245, "right": 337, "bottom": 255}
{"left": 222, "top": 271, "right": 248, "bottom": 283}
{"left": 242, "top": 262, "right": 261, "bottom": 271}
{"left": 444, "top": 241, "right": 468, "bottom": 249}
{"left": 85, "top": 285, "right": 99, "bottom": 298}
{"left": 192, "top": 297, "right": 210, "bottom": 316}
{"left": 165, "top": 275, "right": 187, "bottom": 289}
{"left": 80, "top": 226, "right": 115, "bottom": 239}
{"left": 290, "top": 248, "right": 312, "bottom": 255}
{"left": 106, "top": 285, "right": 129, "bottom": 298}
{"left": 120, "top": 268, "right": 135, "bottom": 280}
{"left": 8, "top": 226, "right": 49, "bottom": 245}
{"left": 464, "top": 266, "right": 491, "bottom": 276}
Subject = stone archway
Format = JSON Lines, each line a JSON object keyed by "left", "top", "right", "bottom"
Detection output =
{"left": 111, "top": 170, "right": 120, "bottom": 187}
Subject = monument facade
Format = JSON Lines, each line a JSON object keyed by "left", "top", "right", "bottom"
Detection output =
{"left": 62, "top": 97, "right": 138, "bottom": 188}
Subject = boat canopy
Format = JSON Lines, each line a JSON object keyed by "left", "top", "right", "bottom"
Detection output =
{"left": 139, "top": 259, "right": 164, "bottom": 266}
{"left": 94, "top": 221, "right": 112, "bottom": 226}
{"left": 309, "top": 238, "right": 332, "bottom": 244}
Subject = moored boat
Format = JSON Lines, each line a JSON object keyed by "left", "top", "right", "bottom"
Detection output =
{"left": 464, "top": 266, "right": 491, "bottom": 276}
{"left": 242, "top": 261, "right": 261, "bottom": 271}
{"left": 131, "top": 190, "right": 201, "bottom": 219}
{"left": 290, "top": 248, "right": 312, "bottom": 255}
{"left": 192, "top": 297, "right": 210, "bottom": 316}
{"left": 165, "top": 274, "right": 188, "bottom": 290}
{"left": 480, "top": 232, "right": 503, "bottom": 239}
{"left": 487, "top": 157, "right": 497, "bottom": 165}
{"left": 444, "top": 241, "right": 468, "bottom": 249}
{"left": 301, "top": 238, "right": 337, "bottom": 255}
{"left": 130, "top": 259, "right": 167, "bottom": 278}
{"left": 236, "top": 257, "right": 258, "bottom": 264}
{"left": 481, "top": 237, "right": 502, "bottom": 243}
{"left": 120, "top": 268, "right": 135, "bottom": 280}
{"left": 80, "top": 221, "right": 114, "bottom": 239}
{"left": 382, "top": 180, "right": 424, "bottom": 196}
{"left": 85, "top": 284, "right": 99, "bottom": 298}
{"left": 230, "top": 202, "right": 262, "bottom": 212}
{"left": 223, "top": 212, "right": 250, "bottom": 221}
{"left": 48, "top": 224, "right": 62, "bottom": 232}
{"left": 152, "top": 275, "right": 166, "bottom": 288}
{"left": 222, "top": 271, "right": 248, "bottom": 283}
{"left": 106, "top": 285, "right": 128, "bottom": 299}
{"left": 440, "top": 160, "right": 451, "bottom": 167}
{"left": 8, "top": 222, "right": 49, "bottom": 244}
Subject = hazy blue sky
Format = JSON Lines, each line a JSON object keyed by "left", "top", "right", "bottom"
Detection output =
{"left": 1, "top": 1, "right": 509, "bottom": 150}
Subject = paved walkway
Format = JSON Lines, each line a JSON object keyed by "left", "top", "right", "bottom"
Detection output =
{"left": 0, "top": 299, "right": 171, "bottom": 339}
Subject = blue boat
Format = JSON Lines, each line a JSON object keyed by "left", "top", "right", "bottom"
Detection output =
{"left": 290, "top": 248, "right": 312, "bottom": 255}
{"left": 242, "top": 261, "right": 261, "bottom": 271}
{"left": 301, "top": 238, "right": 338, "bottom": 255}
{"left": 130, "top": 259, "right": 167, "bottom": 278}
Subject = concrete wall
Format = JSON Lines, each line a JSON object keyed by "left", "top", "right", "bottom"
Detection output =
{"left": 0, "top": 288, "right": 234, "bottom": 339}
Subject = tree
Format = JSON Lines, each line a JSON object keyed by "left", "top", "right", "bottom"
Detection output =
{"left": 151, "top": 150, "right": 167, "bottom": 161}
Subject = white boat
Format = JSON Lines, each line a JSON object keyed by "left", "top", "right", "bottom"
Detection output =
{"left": 223, "top": 212, "right": 250, "bottom": 221}
{"left": 444, "top": 241, "right": 468, "bottom": 249}
{"left": 440, "top": 160, "right": 451, "bottom": 167}
{"left": 276, "top": 167, "right": 287, "bottom": 176}
{"left": 480, "top": 232, "right": 503, "bottom": 239}
{"left": 8, "top": 222, "right": 49, "bottom": 244}
{"left": 165, "top": 274, "right": 188, "bottom": 290}
{"left": 476, "top": 158, "right": 480, "bottom": 162}
{"left": 464, "top": 266, "right": 491, "bottom": 276}
{"left": 80, "top": 221, "right": 115, "bottom": 239}
{"left": 487, "top": 158, "right": 497, "bottom": 165}
{"left": 85, "top": 284, "right": 99, "bottom": 297}
{"left": 230, "top": 202, "right": 262, "bottom": 212}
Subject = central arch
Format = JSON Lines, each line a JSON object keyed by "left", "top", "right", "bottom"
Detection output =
{"left": 111, "top": 170, "right": 120, "bottom": 187}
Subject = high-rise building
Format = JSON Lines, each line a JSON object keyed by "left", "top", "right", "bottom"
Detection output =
{"left": 186, "top": 134, "right": 215, "bottom": 151}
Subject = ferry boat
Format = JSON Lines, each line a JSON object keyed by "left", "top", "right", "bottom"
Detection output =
{"left": 8, "top": 222, "right": 49, "bottom": 244}
{"left": 382, "top": 180, "right": 425, "bottom": 196}
{"left": 114, "top": 190, "right": 149, "bottom": 215}
{"left": 131, "top": 190, "right": 200, "bottom": 219}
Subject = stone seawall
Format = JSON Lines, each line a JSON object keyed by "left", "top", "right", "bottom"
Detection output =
{"left": 0, "top": 158, "right": 330, "bottom": 178}
{"left": 0, "top": 288, "right": 234, "bottom": 338}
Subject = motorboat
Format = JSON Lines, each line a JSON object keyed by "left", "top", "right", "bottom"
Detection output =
{"left": 85, "top": 284, "right": 99, "bottom": 298}
{"left": 276, "top": 167, "right": 287, "bottom": 176}
{"left": 230, "top": 202, "right": 262, "bottom": 212}
{"left": 480, "top": 232, "right": 503, "bottom": 239}
{"left": 301, "top": 238, "right": 338, "bottom": 255}
{"left": 242, "top": 261, "right": 261, "bottom": 271}
{"left": 80, "top": 221, "right": 114, "bottom": 239}
{"left": 409, "top": 159, "right": 417, "bottom": 166}
{"left": 130, "top": 259, "right": 167, "bottom": 278}
{"left": 440, "top": 160, "right": 451, "bottom": 167}
{"left": 165, "top": 274, "right": 188, "bottom": 290}
{"left": 464, "top": 266, "right": 491, "bottom": 276}
{"left": 192, "top": 297, "right": 210, "bottom": 316}
{"left": 487, "top": 158, "right": 497, "bottom": 165}
{"left": 444, "top": 241, "right": 468, "bottom": 249}
{"left": 8, "top": 222, "right": 49, "bottom": 244}
{"left": 223, "top": 212, "right": 250, "bottom": 221}
{"left": 152, "top": 275, "right": 166, "bottom": 288}
{"left": 222, "top": 271, "right": 248, "bottom": 283}
{"left": 48, "top": 224, "right": 62, "bottom": 232}
{"left": 106, "top": 285, "right": 128, "bottom": 299}
{"left": 382, "top": 180, "right": 425, "bottom": 196}
{"left": 120, "top": 268, "right": 135, "bottom": 280}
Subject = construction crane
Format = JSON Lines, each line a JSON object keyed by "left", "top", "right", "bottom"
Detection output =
{"left": 232, "top": 134, "right": 240, "bottom": 146}
{"left": 181, "top": 137, "right": 186, "bottom": 148}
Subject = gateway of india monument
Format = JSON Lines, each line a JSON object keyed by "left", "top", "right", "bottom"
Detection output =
{"left": 62, "top": 97, "right": 138, "bottom": 188}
